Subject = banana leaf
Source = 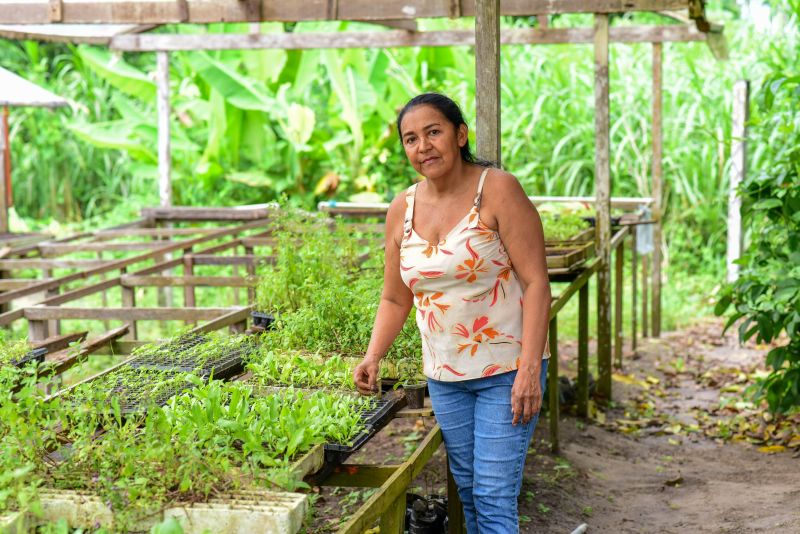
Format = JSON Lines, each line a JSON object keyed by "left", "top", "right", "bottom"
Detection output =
{"left": 78, "top": 46, "right": 156, "bottom": 101}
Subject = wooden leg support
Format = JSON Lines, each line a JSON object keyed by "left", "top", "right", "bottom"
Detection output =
{"left": 614, "top": 239, "right": 624, "bottom": 369}
{"left": 577, "top": 283, "right": 589, "bottom": 418}
{"left": 379, "top": 491, "right": 406, "bottom": 533}
{"left": 548, "top": 317, "right": 559, "bottom": 453}
{"left": 631, "top": 231, "right": 638, "bottom": 350}
{"left": 446, "top": 457, "right": 465, "bottom": 534}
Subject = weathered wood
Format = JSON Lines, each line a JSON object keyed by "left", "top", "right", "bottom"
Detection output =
{"left": 157, "top": 51, "right": 171, "bottom": 208}
{"left": 28, "top": 320, "right": 48, "bottom": 343}
{"left": 140, "top": 205, "right": 274, "bottom": 221}
{"left": 0, "top": 218, "right": 272, "bottom": 307}
{"left": 31, "top": 331, "right": 87, "bottom": 352}
{"left": 24, "top": 307, "right": 235, "bottom": 321}
{"left": 0, "top": 258, "right": 108, "bottom": 270}
{"left": 614, "top": 237, "right": 624, "bottom": 368}
{"left": 38, "top": 241, "right": 163, "bottom": 255}
{"left": 188, "top": 306, "right": 252, "bottom": 335}
{"left": 48, "top": 324, "right": 129, "bottom": 376}
{"left": 475, "top": 0, "right": 501, "bottom": 164}
{"left": 727, "top": 80, "right": 749, "bottom": 283}
{"left": 107, "top": 340, "right": 149, "bottom": 355}
{"left": 379, "top": 491, "right": 406, "bottom": 532}
{"left": 0, "top": 1, "right": 692, "bottom": 24}
{"left": 182, "top": 255, "right": 195, "bottom": 310}
{"left": 112, "top": 24, "right": 707, "bottom": 52}
{"left": 337, "top": 424, "right": 443, "bottom": 534}
{"left": 120, "top": 283, "right": 137, "bottom": 340}
{"left": 642, "top": 254, "right": 649, "bottom": 337}
{"left": 446, "top": 458, "right": 465, "bottom": 534}
{"left": 121, "top": 275, "right": 253, "bottom": 287}
{"left": 631, "top": 230, "right": 638, "bottom": 350}
{"left": 548, "top": 317, "right": 559, "bottom": 453}
{"left": 577, "top": 283, "right": 589, "bottom": 418}
{"left": 594, "top": 13, "right": 613, "bottom": 401}
{"left": 549, "top": 258, "right": 600, "bottom": 318}
{"left": 94, "top": 227, "right": 222, "bottom": 238}
{"left": 0, "top": 278, "right": 52, "bottom": 290}
{"left": 321, "top": 465, "right": 399, "bottom": 488}
{"left": 651, "top": 42, "right": 663, "bottom": 338}
{"left": 0, "top": 107, "right": 8, "bottom": 234}
{"left": 190, "top": 254, "right": 264, "bottom": 266}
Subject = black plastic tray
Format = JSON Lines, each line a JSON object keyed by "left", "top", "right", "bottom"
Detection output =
{"left": 12, "top": 347, "right": 48, "bottom": 367}
{"left": 129, "top": 338, "right": 252, "bottom": 380}
{"left": 323, "top": 426, "right": 376, "bottom": 465}
{"left": 359, "top": 396, "right": 397, "bottom": 429}
{"left": 251, "top": 311, "right": 276, "bottom": 330}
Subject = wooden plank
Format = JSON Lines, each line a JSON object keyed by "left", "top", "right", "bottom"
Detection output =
{"left": 120, "top": 275, "right": 253, "bottom": 287}
{"left": 594, "top": 13, "right": 613, "bottom": 401}
{"left": 727, "top": 80, "right": 749, "bottom": 283}
{"left": 322, "top": 465, "right": 399, "bottom": 488}
{"left": 188, "top": 306, "right": 252, "bottom": 335}
{"left": 337, "top": 424, "right": 443, "bottom": 534}
{"left": 631, "top": 230, "right": 638, "bottom": 351}
{"left": 447, "top": 458, "right": 465, "bottom": 534}
{"left": 39, "top": 241, "right": 163, "bottom": 254}
{"left": 0, "top": 1, "right": 692, "bottom": 24}
{"left": 474, "top": 0, "right": 501, "bottom": 164}
{"left": 0, "top": 108, "right": 8, "bottom": 234}
{"left": 157, "top": 51, "right": 171, "bottom": 208}
{"left": 24, "top": 307, "right": 234, "bottom": 321}
{"left": 94, "top": 227, "right": 222, "bottom": 238}
{"left": 140, "top": 205, "right": 274, "bottom": 221}
{"left": 548, "top": 317, "right": 559, "bottom": 453}
{"left": 0, "top": 278, "right": 52, "bottom": 290}
{"left": 112, "top": 24, "right": 707, "bottom": 52}
{"left": 190, "top": 254, "right": 262, "bottom": 266}
{"left": 47, "top": 324, "right": 129, "bottom": 376}
{"left": 0, "top": 258, "right": 108, "bottom": 269}
{"left": 31, "top": 331, "right": 88, "bottom": 352}
{"left": 651, "top": 42, "right": 663, "bottom": 338}
{"left": 549, "top": 258, "right": 600, "bottom": 318}
{"left": 120, "top": 283, "right": 137, "bottom": 340}
{"left": 642, "top": 254, "right": 649, "bottom": 337}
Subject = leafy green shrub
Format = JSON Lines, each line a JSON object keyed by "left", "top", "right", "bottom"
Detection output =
{"left": 716, "top": 17, "right": 800, "bottom": 413}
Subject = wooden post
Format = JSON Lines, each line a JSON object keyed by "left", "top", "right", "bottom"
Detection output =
{"left": 244, "top": 245, "right": 256, "bottom": 303}
{"left": 97, "top": 251, "right": 110, "bottom": 331}
{"left": 651, "top": 42, "right": 663, "bottom": 337}
{"left": 577, "top": 282, "right": 589, "bottom": 418}
{"left": 379, "top": 492, "right": 406, "bottom": 532}
{"left": 630, "top": 229, "right": 638, "bottom": 351}
{"left": 156, "top": 51, "right": 172, "bottom": 208}
{"left": 0, "top": 106, "right": 9, "bottom": 234}
{"left": 727, "top": 80, "right": 749, "bottom": 283}
{"left": 642, "top": 254, "right": 649, "bottom": 337}
{"left": 183, "top": 254, "right": 196, "bottom": 325}
{"left": 121, "top": 284, "right": 138, "bottom": 340}
{"left": 594, "top": 13, "right": 612, "bottom": 400}
{"left": 446, "top": 457, "right": 465, "bottom": 534}
{"left": 614, "top": 237, "right": 624, "bottom": 368}
{"left": 474, "top": 0, "right": 501, "bottom": 164}
{"left": 547, "top": 316, "right": 559, "bottom": 452}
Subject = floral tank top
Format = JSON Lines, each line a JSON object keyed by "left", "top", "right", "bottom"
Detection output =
{"left": 399, "top": 168, "right": 547, "bottom": 382}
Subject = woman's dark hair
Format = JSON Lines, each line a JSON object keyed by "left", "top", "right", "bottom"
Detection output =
{"left": 396, "top": 93, "right": 496, "bottom": 167}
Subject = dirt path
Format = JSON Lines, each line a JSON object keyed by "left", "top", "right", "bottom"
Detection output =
{"left": 310, "top": 320, "right": 800, "bottom": 533}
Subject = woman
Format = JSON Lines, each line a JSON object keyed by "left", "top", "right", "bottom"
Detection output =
{"left": 353, "top": 93, "right": 550, "bottom": 533}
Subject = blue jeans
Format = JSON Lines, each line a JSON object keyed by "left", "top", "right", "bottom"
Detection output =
{"left": 428, "top": 361, "right": 548, "bottom": 534}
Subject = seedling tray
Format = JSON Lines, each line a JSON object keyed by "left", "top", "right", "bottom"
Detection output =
{"left": 129, "top": 337, "right": 252, "bottom": 380}
{"left": 12, "top": 347, "right": 48, "bottom": 367}
{"left": 546, "top": 241, "right": 595, "bottom": 270}
{"left": 359, "top": 396, "right": 399, "bottom": 429}
{"left": 323, "top": 427, "right": 376, "bottom": 465}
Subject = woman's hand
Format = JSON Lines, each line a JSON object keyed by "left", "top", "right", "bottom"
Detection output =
{"left": 353, "top": 356, "right": 381, "bottom": 395}
{"left": 510, "top": 366, "right": 543, "bottom": 425}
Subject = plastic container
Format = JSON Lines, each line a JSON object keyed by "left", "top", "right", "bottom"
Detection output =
{"left": 12, "top": 347, "right": 48, "bottom": 367}
{"left": 251, "top": 311, "right": 276, "bottom": 330}
{"left": 402, "top": 382, "right": 427, "bottom": 409}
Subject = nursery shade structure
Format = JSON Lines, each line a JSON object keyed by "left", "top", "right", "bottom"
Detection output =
{"left": 0, "top": 66, "right": 68, "bottom": 234}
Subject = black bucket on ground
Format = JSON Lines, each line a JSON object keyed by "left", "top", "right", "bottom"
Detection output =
{"left": 405, "top": 493, "right": 447, "bottom": 533}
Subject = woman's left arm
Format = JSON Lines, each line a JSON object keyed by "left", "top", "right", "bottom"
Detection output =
{"left": 485, "top": 171, "right": 551, "bottom": 426}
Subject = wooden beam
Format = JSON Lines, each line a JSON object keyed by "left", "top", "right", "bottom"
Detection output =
{"left": 111, "top": 24, "right": 706, "bottom": 52}
{"left": 594, "top": 13, "right": 613, "bottom": 401}
{"left": 727, "top": 80, "right": 749, "bottom": 283}
{"left": 93, "top": 227, "right": 223, "bottom": 238}
{"left": 156, "top": 51, "right": 171, "bottom": 208}
{"left": 190, "top": 254, "right": 263, "bottom": 266}
{"left": 120, "top": 275, "right": 254, "bottom": 287}
{"left": 38, "top": 241, "right": 164, "bottom": 255}
{"left": 651, "top": 42, "right": 664, "bottom": 338}
{"left": 31, "top": 331, "right": 88, "bottom": 352}
{"left": 24, "top": 306, "right": 236, "bottom": 321}
{"left": 47, "top": 324, "right": 129, "bottom": 376}
{"left": 0, "top": 258, "right": 108, "bottom": 269}
{"left": 0, "top": 1, "right": 693, "bottom": 24}
{"left": 188, "top": 306, "right": 253, "bottom": 335}
{"left": 140, "top": 204, "right": 275, "bottom": 221}
{"left": 0, "top": 106, "right": 8, "bottom": 234}
{"left": 548, "top": 317, "right": 559, "bottom": 453}
{"left": 475, "top": 0, "right": 501, "bottom": 165}
{"left": 0, "top": 278, "right": 52, "bottom": 290}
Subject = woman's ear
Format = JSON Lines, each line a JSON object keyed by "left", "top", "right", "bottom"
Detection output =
{"left": 457, "top": 123, "right": 468, "bottom": 148}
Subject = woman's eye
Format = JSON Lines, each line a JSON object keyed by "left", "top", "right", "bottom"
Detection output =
{"left": 405, "top": 137, "right": 416, "bottom": 145}
{"left": 429, "top": 130, "right": 439, "bottom": 136}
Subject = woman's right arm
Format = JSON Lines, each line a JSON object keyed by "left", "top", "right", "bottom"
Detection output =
{"left": 353, "top": 194, "right": 415, "bottom": 394}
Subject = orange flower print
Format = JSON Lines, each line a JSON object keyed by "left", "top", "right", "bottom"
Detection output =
{"left": 452, "top": 316, "right": 514, "bottom": 356}
{"left": 416, "top": 291, "right": 450, "bottom": 332}
{"left": 423, "top": 240, "right": 454, "bottom": 258}
{"left": 455, "top": 239, "right": 488, "bottom": 283}
{"left": 482, "top": 363, "right": 503, "bottom": 377}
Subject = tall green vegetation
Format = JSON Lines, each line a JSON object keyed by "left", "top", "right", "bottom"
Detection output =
{"left": 716, "top": 1, "right": 800, "bottom": 413}
{"left": 0, "top": 10, "right": 782, "bottom": 274}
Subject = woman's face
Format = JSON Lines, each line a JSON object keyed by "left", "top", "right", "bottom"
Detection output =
{"left": 399, "top": 105, "right": 468, "bottom": 179}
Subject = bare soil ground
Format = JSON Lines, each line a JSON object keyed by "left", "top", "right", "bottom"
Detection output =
{"left": 309, "top": 319, "right": 800, "bottom": 533}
